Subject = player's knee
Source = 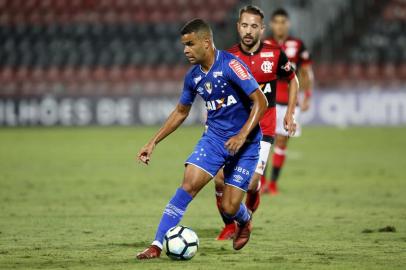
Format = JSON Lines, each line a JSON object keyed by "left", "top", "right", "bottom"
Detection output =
{"left": 276, "top": 135, "right": 288, "bottom": 148}
{"left": 181, "top": 182, "right": 198, "bottom": 198}
{"left": 214, "top": 177, "right": 225, "bottom": 190}
{"left": 247, "top": 183, "right": 258, "bottom": 194}
{"left": 247, "top": 174, "right": 260, "bottom": 193}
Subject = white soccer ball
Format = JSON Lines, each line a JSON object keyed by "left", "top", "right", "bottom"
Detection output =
{"left": 163, "top": 226, "right": 199, "bottom": 260}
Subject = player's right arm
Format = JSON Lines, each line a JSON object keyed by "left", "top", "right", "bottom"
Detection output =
{"left": 137, "top": 72, "right": 196, "bottom": 165}
{"left": 137, "top": 103, "right": 191, "bottom": 165}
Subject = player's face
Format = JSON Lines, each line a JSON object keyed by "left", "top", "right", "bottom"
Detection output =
{"left": 181, "top": 32, "right": 209, "bottom": 65}
{"left": 270, "top": 15, "right": 290, "bottom": 38}
{"left": 237, "top": 13, "right": 264, "bottom": 48}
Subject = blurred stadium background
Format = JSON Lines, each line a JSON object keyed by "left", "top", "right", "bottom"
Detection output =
{"left": 1, "top": 1, "right": 406, "bottom": 269}
{"left": 0, "top": 0, "right": 405, "bottom": 127}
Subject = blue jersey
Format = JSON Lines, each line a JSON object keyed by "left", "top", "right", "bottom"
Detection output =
{"left": 179, "top": 50, "right": 262, "bottom": 142}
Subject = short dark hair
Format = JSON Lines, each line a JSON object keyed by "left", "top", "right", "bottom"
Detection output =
{"left": 239, "top": 5, "right": 264, "bottom": 20}
{"left": 180, "top": 18, "right": 212, "bottom": 37}
{"left": 271, "top": 8, "right": 289, "bottom": 19}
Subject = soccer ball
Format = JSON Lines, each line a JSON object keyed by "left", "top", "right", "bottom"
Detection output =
{"left": 163, "top": 226, "right": 199, "bottom": 260}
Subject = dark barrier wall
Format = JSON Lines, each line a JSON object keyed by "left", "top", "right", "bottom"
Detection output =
{"left": 0, "top": 96, "right": 205, "bottom": 126}
{"left": 0, "top": 88, "right": 405, "bottom": 127}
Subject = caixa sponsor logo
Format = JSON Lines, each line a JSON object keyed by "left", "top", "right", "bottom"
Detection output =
{"left": 206, "top": 95, "right": 237, "bottom": 111}
{"left": 259, "top": 82, "right": 272, "bottom": 94}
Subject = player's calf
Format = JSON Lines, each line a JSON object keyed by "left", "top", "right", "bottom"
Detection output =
{"left": 245, "top": 176, "right": 261, "bottom": 213}
{"left": 222, "top": 198, "right": 252, "bottom": 249}
{"left": 270, "top": 142, "right": 287, "bottom": 195}
{"left": 214, "top": 170, "right": 236, "bottom": 240}
{"left": 271, "top": 138, "right": 287, "bottom": 183}
{"left": 136, "top": 165, "right": 213, "bottom": 260}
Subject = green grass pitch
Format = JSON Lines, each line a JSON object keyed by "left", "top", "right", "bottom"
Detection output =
{"left": 0, "top": 126, "right": 405, "bottom": 270}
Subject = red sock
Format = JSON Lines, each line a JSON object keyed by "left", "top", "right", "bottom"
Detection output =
{"left": 215, "top": 186, "right": 223, "bottom": 213}
{"left": 271, "top": 146, "right": 286, "bottom": 182}
{"left": 245, "top": 189, "right": 260, "bottom": 213}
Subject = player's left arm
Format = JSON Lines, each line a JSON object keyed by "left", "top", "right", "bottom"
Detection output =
{"left": 285, "top": 75, "right": 299, "bottom": 136}
{"left": 298, "top": 42, "right": 314, "bottom": 112}
{"left": 137, "top": 103, "right": 191, "bottom": 165}
{"left": 298, "top": 64, "right": 314, "bottom": 112}
{"left": 277, "top": 50, "right": 299, "bottom": 136}
{"left": 137, "top": 72, "right": 196, "bottom": 165}
{"left": 225, "top": 89, "right": 267, "bottom": 155}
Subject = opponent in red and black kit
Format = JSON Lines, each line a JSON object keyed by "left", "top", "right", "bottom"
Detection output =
{"left": 214, "top": 5, "right": 299, "bottom": 240}
{"left": 263, "top": 8, "right": 314, "bottom": 194}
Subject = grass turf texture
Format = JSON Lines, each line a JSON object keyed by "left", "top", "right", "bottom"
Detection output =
{"left": 0, "top": 126, "right": 405, "bottom": 270}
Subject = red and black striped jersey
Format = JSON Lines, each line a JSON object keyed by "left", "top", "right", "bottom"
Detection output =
{"left": 227, "top": 42, "right": 295, "bottom": 108}
{"left": 265, "top": 36, "right": 312, "bottom": 104}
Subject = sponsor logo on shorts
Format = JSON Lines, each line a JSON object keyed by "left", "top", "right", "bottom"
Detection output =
{"left": 234, "top": 166, "right": 250, "bottom": 176}
{"left": 233, "top": 174, "right": 244, "bottom": 183}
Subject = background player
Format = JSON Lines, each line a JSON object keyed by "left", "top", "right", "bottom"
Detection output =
{"left": 264, "top": 8, "right": 314, "bottom": 194}
{"left": 214, "top": 5, "right": 299, "bottom": 240}
{"left": 136, "top": 19, "right": 269, "bottom": 259}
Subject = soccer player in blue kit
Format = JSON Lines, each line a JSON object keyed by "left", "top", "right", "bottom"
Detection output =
{"left": 136, "top": 19, "right": 275, "bottom": 259}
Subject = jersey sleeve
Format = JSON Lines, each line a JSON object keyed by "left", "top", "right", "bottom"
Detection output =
{"left": 277, "top": 50, "right": 295, "bottom": 81}
{"left": 179, "top": 73, "right": 196, "bottom": 106}
{"left": 298, "top": 42, "right": 312, "bottom": 66}
{"left": 226, "top": 58, "right": 259, "bottom": 96}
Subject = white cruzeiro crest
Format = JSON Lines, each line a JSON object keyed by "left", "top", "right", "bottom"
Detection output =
{"left": 261, "top": 60, "right": 273, "bottom": 73}
{"left": 204, "top": 82, "right": 213, "bottom": 94}
{"left": 193, "top": 75, "right": 202, "bottom": 85}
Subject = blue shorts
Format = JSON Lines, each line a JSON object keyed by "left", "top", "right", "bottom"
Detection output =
{"left": 185, "top": 135, "right": 260, "bottom": 191}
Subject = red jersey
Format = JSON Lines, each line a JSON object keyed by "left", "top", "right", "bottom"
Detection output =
{"left": 265, "top": 36, "right": 312, "bottom": 104}
{"left": 228, "top": 43, "right": 295, "bottom": 108}
{"left": 227, "top": 43, "right": 295, "bottom": 138}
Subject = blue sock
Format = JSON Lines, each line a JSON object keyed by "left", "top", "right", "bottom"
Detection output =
{"left": 153, "top": 188, "right": 193, "bottom": 248}
{"left": 221, "top": 211, "right": 234, "bottom": 225}
{"left": 224, "top": 203, "right": 251, "bottom": 226}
